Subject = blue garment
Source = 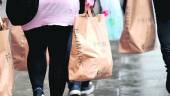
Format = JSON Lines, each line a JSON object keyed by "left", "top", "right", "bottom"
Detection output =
{"left": 68, "top": 81, "right": 90, "bottom": 90}
{"left": 100, "top": 0, "right": 124, "bottom": 41}
{"left": 68, "top": 81, "right": 81, "bottom": 90}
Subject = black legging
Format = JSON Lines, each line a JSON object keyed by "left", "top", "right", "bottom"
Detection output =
{"left": 24, "top": 25, "right": 73, "bottom": 96}
{"left": 157, "top": 21, "right": 170, "bottom": 71}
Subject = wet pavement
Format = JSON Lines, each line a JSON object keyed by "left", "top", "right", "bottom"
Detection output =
{"left": 1, "top": 0, "right": 168, "bottom": 95}
{"left": 13, "top": 41, "right": 170, "bottom": 96}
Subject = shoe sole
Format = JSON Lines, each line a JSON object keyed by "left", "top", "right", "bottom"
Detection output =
{"left": 69, "top": 90, "right": 81, "bottom": 96}
{"left": 81, "top": 84, "right": 95, "bottom": 95}
{"left": 69, "top": 95, "right": 80, "bottom": 96}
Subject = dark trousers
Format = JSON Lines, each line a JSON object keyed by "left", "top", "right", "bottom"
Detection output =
{"left": 24, "top": 25, "right": 73, "bottom": 96}
{"left": 157, "top": 21, "right": 170, "bottom": 71}
{"left": 68, "top": 81, "right": 90, "bottom": 90}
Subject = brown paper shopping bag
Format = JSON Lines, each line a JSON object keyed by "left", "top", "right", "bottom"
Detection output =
{"left": 69, "top": 11, "right": 113, "bottom": 81}
{"left": 119, "top": 0, "right": 156, "bottom": 53}
{"left": 11, "top": 26, "right": 29, "bottom": 71}
{"left": 0, "top": 19, "right": 14, "bottom": 96}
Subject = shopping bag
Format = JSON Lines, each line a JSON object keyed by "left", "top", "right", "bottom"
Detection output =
{"left": 100, "top": 0, "right": 124, "bottom": 41}
{"left": 0, "top": 18, "right": 14, "bottom": 96}
{"left": 10, "top": 26, "right": 29, "bottom": 71}
{"left": 119, "top": 0, "right": 156, "bottom": 53}
{"left": 69, "top": 10, "right": 113, "bottom": 81}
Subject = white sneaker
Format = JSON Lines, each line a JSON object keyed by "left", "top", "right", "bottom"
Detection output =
{"left": 69, "top": 90, "right": 81, "bottom": 96}
{"left": 81, "top": 82, "right": 95, "bottom": 95}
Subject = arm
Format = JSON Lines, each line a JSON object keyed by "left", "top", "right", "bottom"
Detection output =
{"left": 85, "top": 0, "right": 109, "bottom": 16}
{"left": 79, "top": 0, "right": 85, "bottom": 14}
{"left": 99, "top": 0, "right": 109, "bottom": 16}
{"left": 86, "top": 0, "right": 94, "bottom": 6}
{"left": 85, "top": 0, "right": 94, "bottom": 11}
{"left": 79, "top": 0, "right": 94, "bottom": 13}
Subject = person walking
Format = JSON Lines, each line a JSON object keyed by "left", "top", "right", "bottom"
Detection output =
{"left": 20, "top": 0, "right": 94, "bottom": 96}
{"left": 68, "top": 0, "right": 95, "bottom": 96}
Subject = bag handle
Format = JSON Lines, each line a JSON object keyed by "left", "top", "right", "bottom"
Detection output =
{"left": 0, "top": 18, "right": 3, "bottom": 30}
{"left": 0, "top": 18, "right": 9, "bottom": 30}
{"left": 83, "top": 0, "right": 100, "bottom": 17}
{"left": 84, "top": 9, "right": 93, "bottom": 17}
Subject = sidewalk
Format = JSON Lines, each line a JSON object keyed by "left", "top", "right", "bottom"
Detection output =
{"left": 13, "top": 41, "right": 170, "bottom": 96}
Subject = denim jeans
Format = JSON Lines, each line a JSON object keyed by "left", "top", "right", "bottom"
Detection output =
{"left": 66, "top": 26, "right": 91, "bottom": 91}
{"left": 68, "top": 81, "right": 90, "bottom": 90}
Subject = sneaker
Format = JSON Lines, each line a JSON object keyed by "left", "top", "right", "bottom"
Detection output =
{"left": 69, "top": 90, "right": 81, "bottom": 96}
{"left": 68, "top": 82, "right": 81, "bottom": 96}
{"left": 33, "top": 87, "right": 44, "bottom": 96}
{"left": 81, "top": 82, "right": 94, "bottom": 95}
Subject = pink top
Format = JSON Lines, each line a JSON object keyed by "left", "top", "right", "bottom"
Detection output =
{"left": 22, "top": 0, "right": 94, "bottom": 31}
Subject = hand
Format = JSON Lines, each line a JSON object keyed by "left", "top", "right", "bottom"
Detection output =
{"left": 103, "top": 10, "right": 109, "bottom": 16}
{"left": 85, "top": 0, "right": 94, "bottom": 11}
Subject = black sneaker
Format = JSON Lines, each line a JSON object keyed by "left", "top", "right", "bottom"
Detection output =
{"left": 33, "top": 87, "right": 44, "bottom": 96}
{"left": 81, "top": 82, "right": 94, "bottom": 95}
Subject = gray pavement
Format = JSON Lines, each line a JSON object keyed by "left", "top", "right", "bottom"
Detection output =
{"left": 13, "top": 41, "right": 170, "bottom": 96}
{"left": 2, "top": 0, "right": 166, "bottom": 95}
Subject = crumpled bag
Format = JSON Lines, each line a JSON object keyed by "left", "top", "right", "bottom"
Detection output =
{"left": 0, "top": 18, "right": 14, "bottom": 96}
{"left": 11, "top": 26, "right": 29, "bottom": 71}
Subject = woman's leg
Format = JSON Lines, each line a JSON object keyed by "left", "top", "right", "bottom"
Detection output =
{"left": 24, "top": 27, "right": 48, "bottom": 95}
{"left": 66, "top": 25, "right": 81, "bottom": 96}
{"left": 46, "top": 25, "right": 73, "bottom": 96}
{"left": 157, "top": 20, "right": 170, "bottom": 93}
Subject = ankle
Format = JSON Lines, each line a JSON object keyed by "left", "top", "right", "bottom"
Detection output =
{"left": 33, "top": 87, "right": 44, "bottom": 96}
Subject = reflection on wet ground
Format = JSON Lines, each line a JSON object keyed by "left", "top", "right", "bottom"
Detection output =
{"left": 14, "top": 41, "right": 170, "bottom": 96}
